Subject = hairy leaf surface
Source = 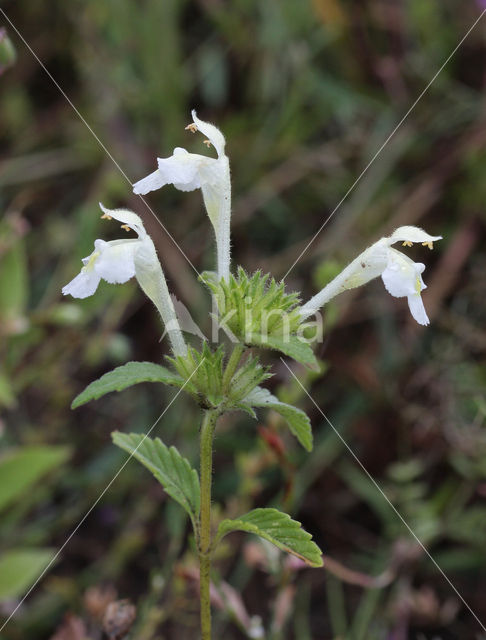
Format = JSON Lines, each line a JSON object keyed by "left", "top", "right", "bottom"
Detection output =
{"left": 72, "top": 361, "right": 184, "bottom": 408}
{"left": 217, "top": 508, "right": 322, "bottom": 567}
{"left": 243, "top": 387, "right": 313, "bottom": 451}
{"left": 112, "top": 432, "right": 200, "bottom": 530}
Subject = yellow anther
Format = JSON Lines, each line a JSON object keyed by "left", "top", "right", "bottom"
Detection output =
{"left": 203, "top": 139, "right": 211, "bottom": 147}
{"left": 402, "top": 241, "right": 413, "bottom": 247}
{"left": 422, "top": 241, "right": 433, "bottom": 250}
{"left": 185, "top": 123, "right": 198, "bottom": 133}
{"left": 101, "top": 213, "right": 112, "bottom": 220}
{"left": 121, "top": 224, "right": 131, "bottom": 232}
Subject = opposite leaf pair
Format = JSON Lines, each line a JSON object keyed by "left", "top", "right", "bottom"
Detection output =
{"left": 112, "top": 432, "right": 322, "bottom": 568}
{"left": 71, "top": 355, "right": 313, "bottom": 452}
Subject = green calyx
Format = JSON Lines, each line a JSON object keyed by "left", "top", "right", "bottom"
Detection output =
{"left": 201, "top": 268, "right": 318, "bottom": 368}
{"left": 202, "top": 268, "right": 302, "bottom": 342}
{"left": 166, "top": 342, "right": 271, "bottom": 411}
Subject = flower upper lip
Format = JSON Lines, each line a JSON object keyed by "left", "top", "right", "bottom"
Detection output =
{"left": 190, "top": 109, "right": 226, "bottom": 157}
{"left": 388, "top": 225, "right": 442, "bottom": 247}
{"left": 98, "top": 202, "right": 146, "bottom": 237}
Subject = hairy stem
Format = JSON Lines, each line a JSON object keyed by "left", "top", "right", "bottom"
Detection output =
{"left": 222, "top": 343, "right": 245, "bottom": 392}
{"left": 199, "top": 409, "right": 218, "bottom": 640}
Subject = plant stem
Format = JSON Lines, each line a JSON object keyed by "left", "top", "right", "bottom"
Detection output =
{"left": 199, "top": 409, "right": 218, "bottom": 640}
{"left": 222, "top": 343, "right": 244, "bottom": 392}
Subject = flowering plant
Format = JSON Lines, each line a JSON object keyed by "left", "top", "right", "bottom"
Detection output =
{"left": 64, "top": 112, "right": 441, "bottom": 639}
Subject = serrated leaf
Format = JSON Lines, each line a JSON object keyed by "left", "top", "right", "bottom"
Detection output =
{"left": 72, "top": 361, "right": 184, "bottom": 408}
{"left": 251, "top": 335, "right": 318, "bottom": 369}
{"left": 0, "top": 446, "right": 70, "bottom": 513}
{"left": 243, "top": 387, "right": 313, "bottom": 451}
{"left": 216, "top": 508, "right": 322, "bottom": 567}
{"left": 112, "top": 432, "right": 200, "bottom": 530}
{"left": 0, "top": 549, "right": 54, "bottom": 599}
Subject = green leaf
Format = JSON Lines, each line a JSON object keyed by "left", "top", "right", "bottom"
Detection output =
{"left": 251, "top": 335, "right": 318, "bottom": 369}
{"left": 112, "top": 432, "right": 200, "bottom": 530}
{"left": 216, "top": 508, "right": 323, "bottom": 567}
{"left": 243, "top": 387, "right": 313, "bottom": 451}
{"left": 0, "top": 549, "right": 54, "bottom": 599}
{"left": 72, "top": 361, "right": 184, "bottom": 408}
{"left": 0, "top": 446, "right": 70, "bottom": 513}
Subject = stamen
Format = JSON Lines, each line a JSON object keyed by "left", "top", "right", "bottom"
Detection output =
{"left": 101, "top": 213, "right": 112, "bottom": 220}
{"left": 422, "top": 241, "right": 433, "bottom": 250}
{"left": 203, "top": 139, "right": 211, "bottom": 147}
{"left": 185, "top": 123, "right": 198, "bottom": 133}
{"left": 402, "top": 241, "right": 413, "bottom": 247}
{"left": 121, "top": 224, "right": 131, "bottom": 232}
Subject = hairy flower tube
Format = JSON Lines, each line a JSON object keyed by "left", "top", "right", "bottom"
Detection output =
{"left": 133, "top": 110, "right": 231, "bottom": 282}
{"left": 300, "top": 226, "right": 442, "bottom": 326}
{"left": 62, "top": 203, "right": 187, "bottom": 356}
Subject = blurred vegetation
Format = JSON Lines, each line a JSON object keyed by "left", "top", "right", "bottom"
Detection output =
{"left": 1, "top": 0, "right": 486, "bottom": 638}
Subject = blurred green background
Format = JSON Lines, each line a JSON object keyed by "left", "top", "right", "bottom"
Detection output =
{"left": 1, "top": 1, "right": 486, "bottom": 638}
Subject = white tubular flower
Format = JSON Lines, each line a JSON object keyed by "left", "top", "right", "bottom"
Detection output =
{"left": 381, "top": 249, "right": 429, "bottom": 325}
{"left": 62, "top": 204, "right": 187, "bottom": 356}
{"left": 133, "top": 110, "right": 231, "bottom": 282}
{"left": 300, "top": 226, "right": 442, "bottom": 326}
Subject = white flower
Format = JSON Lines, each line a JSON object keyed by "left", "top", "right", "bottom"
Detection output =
{"left": 381, "top": 249, "right": 429, "bottom": 325}
{"left": 133, "top": 110, "right": 231, "bottom": 282}
{"left": 300, "top": 226, "right": 442, "bottom": 326}
{"left": 62, "top": 205, "right": 145, "bottom": 298}
{"left": 62, "top": 203, "right": 187, "bottom": 355}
